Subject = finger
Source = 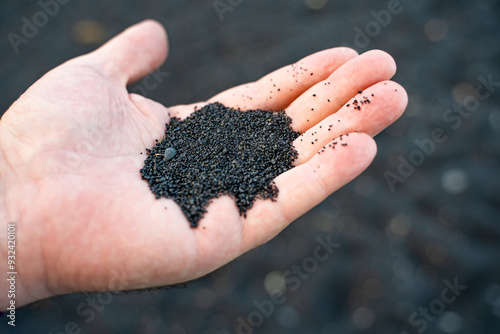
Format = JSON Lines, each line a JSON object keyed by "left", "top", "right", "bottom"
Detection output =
{"left": 208, "top": 47, "right": 359, "bottom": 111}
{"left": 241, "top": 133, "right": 377, "bottom": 249}
{"left": 293, "top": 80, "right": 407, "bottom": 164}
{"left": 166, "top": 102, "right": 204, "bottom": 120}
{"left": 286, "top": 50, "right": 397, "bottom": 132}
{"left": 83, "top": 20, "right": 169, "bottom": 85}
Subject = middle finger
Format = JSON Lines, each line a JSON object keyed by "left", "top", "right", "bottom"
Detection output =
{"left": 286, "top": 50, "right": 397, "bottom": 133}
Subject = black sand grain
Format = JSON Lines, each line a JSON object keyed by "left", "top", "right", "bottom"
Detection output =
{"left": 140, "top": 102, "right": 300, "bottom": 228}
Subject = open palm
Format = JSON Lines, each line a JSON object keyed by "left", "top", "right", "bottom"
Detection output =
{"left": 0, "top": 20, "right": 407, "bottom": 307}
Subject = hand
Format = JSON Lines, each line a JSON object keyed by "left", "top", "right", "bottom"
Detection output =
{"left": 0, "top": 20, "right": 407, "bottom": 308}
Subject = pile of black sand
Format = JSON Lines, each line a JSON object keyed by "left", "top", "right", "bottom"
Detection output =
{"left": 140, "top": 102, "right": 301, "bottom": 227}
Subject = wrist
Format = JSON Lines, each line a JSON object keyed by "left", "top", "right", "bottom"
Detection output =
{"left": 0, "top": 119, "right": 53, "bottom": 310}
{"left": 0, "top": 137, "right": 8, "bottom": 224}
{"left": 0, "top": 134, "right": 14, "bottom": 310}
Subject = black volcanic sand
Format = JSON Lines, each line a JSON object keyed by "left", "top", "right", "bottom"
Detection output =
{"left": 140, "top": 102, "right": 301, "bottom": 227}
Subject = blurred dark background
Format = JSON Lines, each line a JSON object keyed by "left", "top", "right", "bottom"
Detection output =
{"left": 1, "top": 0, "right": 499, "bottom": 333}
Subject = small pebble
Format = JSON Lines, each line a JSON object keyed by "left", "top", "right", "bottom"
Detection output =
{"left": 164, "top": 147, "right": 177, "bottom": 161}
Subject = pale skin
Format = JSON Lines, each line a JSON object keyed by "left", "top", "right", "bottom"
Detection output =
{"left": 0, "top": 20, "right": 407, "bottom": 309}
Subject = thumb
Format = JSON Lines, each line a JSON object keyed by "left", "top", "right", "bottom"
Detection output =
{"left": 83, "top": 20, "right": 169, "bottom": 86}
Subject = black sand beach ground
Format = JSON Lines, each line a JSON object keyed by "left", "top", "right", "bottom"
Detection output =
{"left": 1, "top": 0, "right": 499, "bottom": 333}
